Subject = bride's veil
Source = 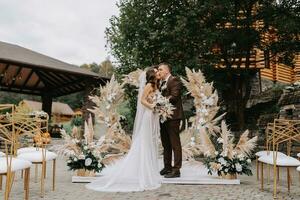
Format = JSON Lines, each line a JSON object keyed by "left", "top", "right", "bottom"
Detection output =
{"left": 131, "top": 71, "right": 147, "bottom": 141}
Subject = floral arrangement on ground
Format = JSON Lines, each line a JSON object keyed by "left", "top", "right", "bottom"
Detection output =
{"left": 202, "top": 121, "right": 256, "bottom": 176}
{"left": 66, "top": 138, "right": 105, "bottom": 173}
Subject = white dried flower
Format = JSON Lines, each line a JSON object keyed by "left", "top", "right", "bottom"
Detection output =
{"left": 217, "top": 138, "right": 223, "bottom": 144}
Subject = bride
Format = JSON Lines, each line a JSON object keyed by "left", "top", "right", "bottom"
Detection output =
{"left": 86, "top": 67, "right": 162, "bottom": 192}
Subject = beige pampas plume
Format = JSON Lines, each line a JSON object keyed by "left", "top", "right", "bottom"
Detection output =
{"left": 83, "top": 114, "right": 94, "bottom": 144}
{"left": 234, "top": 130, "right": 258, "bottom": 156}
{"left": 121, "top": 68, "right": 143, "bottom": 87}
{"left": 198, "top": 127, "right": 216, "bottom": 157}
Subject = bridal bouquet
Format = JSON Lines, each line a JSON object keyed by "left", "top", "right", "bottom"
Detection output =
{"left": 153, "top": 91, "right": 175, "bottom": 123}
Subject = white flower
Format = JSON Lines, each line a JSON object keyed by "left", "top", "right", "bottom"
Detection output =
{"left": 247, "top": 159, "right": 251, "bottom": 163}
{"left": 237, "top": 154, "right": 244, "bottom": 161}
{"left": 85, "top": 158, "right": 93, "bottom": 166}
{"left": 214, "top": 151, "right": 219, "bottom": 156}
{"left": 235, "top": 163, "right": 242, "bottom": 172}
{"left": 200, "top": 93, "right": 205, "bottom": 98}
{"left": 97, "top": 163, "right": 102, "bottom": 168}
{"left": 232, "top": 151, "right": 237, "bottom": 156}
{"left": 104, "top": 117, "right": 110, "bottom": 123}
{"left": 220, "top": 151, "right": 228, "bottom": 157}
{"left": 106, "top": 104, "right": 111, "bottom": 110}
{"left": 83, "top": 146, "right": 88, "bottom": 150}
{"left": 198, "top": 118, "right": 205, "bottom": 125}
{"left": 67, "top": 160, "right": 71, "bottom": 163}
{"left": 79, "top": 154, "right": 85, "bottom": 160}
{"left": 73, "top": 157, "right": 78, "bottom": 162}
{"left": 225, "top": 168, "right": 228, "bottom": 173}
{"left": 204, "top": 151, "right": 211, "bottom": 156}
{"left": 217, "top": 138, "right": 223, "bottom": 144}
{"left": 201, "top": 108, "right": 208, "bottom": 113}
{"left": 218, "top": 157, "right": 227, "bottom": 166}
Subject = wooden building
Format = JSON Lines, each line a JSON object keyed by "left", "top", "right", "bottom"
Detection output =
{"left": 19, "top": 100, "right": 75, "bottom": 123}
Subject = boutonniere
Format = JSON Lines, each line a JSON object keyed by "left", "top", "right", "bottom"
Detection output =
{"left": 161, "top": 83, "right": 167, "bottom": 91}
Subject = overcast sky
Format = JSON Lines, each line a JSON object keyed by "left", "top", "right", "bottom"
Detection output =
{"left": 0, "top": 0, "right": 119, "bottom": 65}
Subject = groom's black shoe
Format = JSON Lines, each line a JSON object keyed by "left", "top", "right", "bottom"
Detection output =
{"left": 160, "top": 168, "right": 172, "bottom": 176}
{"left": 164, "top": 170, "right": 180, "bottom": 178}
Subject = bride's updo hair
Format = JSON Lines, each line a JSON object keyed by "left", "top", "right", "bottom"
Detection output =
{"left": 146, "top": 67, "right": 157, "bottom": 88}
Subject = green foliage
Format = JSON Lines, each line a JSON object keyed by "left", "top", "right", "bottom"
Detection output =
{"left": 120, "top": 84, "right": 138, "bottom": 132}
{"left": 67, "top": 140, "right": 105, "bottom": 173}
{"left": 71, "top": 116, "right": 83, "bottom": 127}
{"left": 106, "top": 0, "right": 299, "bottom": 130}
{"left": 203, "top": 153, "right": 253, "bottom": 176}
{"left": 0, "top": 92, "right": 40, "bottom": 105}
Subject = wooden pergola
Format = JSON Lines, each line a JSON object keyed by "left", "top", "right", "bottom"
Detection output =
{"left": 0, "top": 41, "right": 109, "bottom": 120}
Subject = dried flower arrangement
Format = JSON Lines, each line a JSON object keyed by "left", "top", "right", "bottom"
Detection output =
{"left": 56, "top": 117, "right": 105, "bottom": 175}
{"left": 180, "top": 67, "right": 257, "bottom": 177}
{"left": 203, "top": 121, "right": 257, "bottom": 177}
{"left": 88, "top": 75, "right": 132, "bottom": 165}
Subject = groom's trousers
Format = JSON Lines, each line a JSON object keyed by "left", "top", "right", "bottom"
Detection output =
{"left": 160, "top": 119, "right": 182, "bottom": 171}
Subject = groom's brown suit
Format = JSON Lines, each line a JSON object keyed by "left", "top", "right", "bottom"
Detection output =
{"left": 160, "top": 75, "right": 184, "bottom": 171}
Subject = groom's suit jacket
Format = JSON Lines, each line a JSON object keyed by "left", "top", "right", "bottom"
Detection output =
{"left": 161, "top": 75, "right": 184, "bottom": 121}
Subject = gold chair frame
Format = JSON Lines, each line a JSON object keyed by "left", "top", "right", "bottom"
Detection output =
{"left": 260, "top": 119, "right": 300, "bottom": 199}
{"left": 0, "top": 104, "right": 31, "bottom": 200}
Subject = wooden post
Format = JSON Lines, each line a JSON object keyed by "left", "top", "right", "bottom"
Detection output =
{"left": 42, "top": 94, "right": 53, "bottom": 121}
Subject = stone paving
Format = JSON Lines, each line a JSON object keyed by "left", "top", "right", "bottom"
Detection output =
{"left": 1, "top": 149, "right": 300, "bottom": 199}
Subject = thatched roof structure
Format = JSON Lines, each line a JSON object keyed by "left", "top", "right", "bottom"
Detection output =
{"left": 20, "top": 100, "right": 74, "bottom": 116}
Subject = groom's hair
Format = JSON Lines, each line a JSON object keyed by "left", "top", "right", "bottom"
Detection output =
{"left": 158, "top": 62, "right": 171, "bottom": 72}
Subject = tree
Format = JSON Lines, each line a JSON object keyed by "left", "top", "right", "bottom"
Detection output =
{"left": 99, "top": 58, "right": 114, "bottom": 78}
{"left": 106, "top": 0, "right": 300, "bottom": 130}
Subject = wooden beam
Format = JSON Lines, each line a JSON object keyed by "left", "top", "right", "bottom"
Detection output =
{"left": 39, "top": 71, "right": 65, "bottom": 85}
{"left": 52, "top": 72, "right": 75, "bottom": 83}
{"left": 35, "top": 71, "right": 59, "bottom": 87}
{"left": 0, "top": 64, "right": 10, "bottom": 84}
{"left": 38, "top": 71, "right": 63, "bottom": 85}
{"left": 8, "top": 66, "right": 22, "bottom": 90}
{"left": 21, "top": 69, "right": 34, "bottom": 90}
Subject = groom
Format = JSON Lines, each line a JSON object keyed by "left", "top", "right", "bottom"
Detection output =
{"left": 157, "top": 63, "right": 184, "bottom": 178}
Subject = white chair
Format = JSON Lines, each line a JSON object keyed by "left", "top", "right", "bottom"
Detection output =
{"left": 297, "top": 153, "right": 300, "bottom": 159}
{"left": 17, "top": 147, "right": 48, "bottom": 179}
{"left": 0, "top": 157, "right": 32, "bottom": 200}
{"left": 255, "top": 151, "right": 286, "bottom": 157}
{"left": 17, "top": 150, "right": 57, "bottom": 197}
{"left": 17, "top": 147, "right": 47, "bottom": 155}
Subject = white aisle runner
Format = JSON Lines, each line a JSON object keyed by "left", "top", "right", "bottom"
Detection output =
{"left": 72, "top": 160, "right": 240, "bottom": 184}
{"left": 161, "top": 161, "right": 240, "bottom": 185}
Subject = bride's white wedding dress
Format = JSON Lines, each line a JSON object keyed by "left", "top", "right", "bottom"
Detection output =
{"left": 86, "top": 72, "right": 161, "bottom": 192}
